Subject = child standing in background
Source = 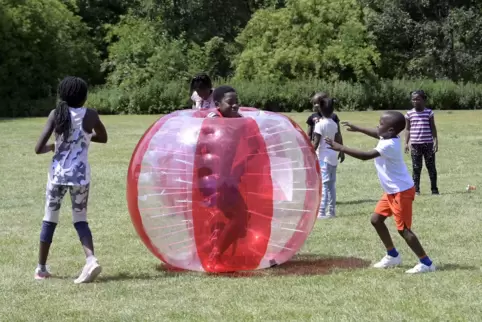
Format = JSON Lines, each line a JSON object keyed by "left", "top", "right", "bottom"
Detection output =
{"left": 306, "top": 92, "right": 344, "bottom": 163}
{"left": 34, "top": 76, "right": 108, "bottom": 283}
{"left": 190, "top": 73, "right": 215, "bottom": 109}
{"left": 312, "top": 95, "right": 340, "bottom": 219}
{"left": 405, "top": 90, "right": 439, "bottom": 195}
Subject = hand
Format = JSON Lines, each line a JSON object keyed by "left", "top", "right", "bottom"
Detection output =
{"left": 433, "top": 141, "right": 438, "bottom": 153}
{"left": 404, "top": 144, "right": 410, "bottom": 154}
{"left": 325, "top": 138, "right": 343, "bottom": 152}
{"left": 341, "top": 121, "right": 358, "bottom": 132}
{"left": 219, "top": 175, "right": 240, "bottom": 188}
{"left": 338, "top": 151, "right": 345, "bottom": 163}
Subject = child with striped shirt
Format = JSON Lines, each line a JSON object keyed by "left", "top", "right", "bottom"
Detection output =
{"left": 404, "top": 90, "right": 439, "bottom": 195}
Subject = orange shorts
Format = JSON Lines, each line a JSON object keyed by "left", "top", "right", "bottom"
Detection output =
{"left": 374, "top": 186, "right": 415, "bottom": 231}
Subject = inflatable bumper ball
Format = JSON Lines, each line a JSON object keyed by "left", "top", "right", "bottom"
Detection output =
{"left": 127, "top": 107, "right": 321, "bottom": 273}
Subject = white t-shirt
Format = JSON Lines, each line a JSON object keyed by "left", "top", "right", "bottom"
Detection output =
{"left": 191, "top": 90, "right": 215, "bottom": 109}
{"left": 374, "top": 137, "right": 414, "bottom": 194}
{"left": 314, "top": 118, "right": 339, "bottom": 166}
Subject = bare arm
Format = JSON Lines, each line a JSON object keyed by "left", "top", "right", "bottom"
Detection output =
{"left": 325, "top": 138, "right": 380, "bottom": 161}
{"left": 91, "top": 112, "right": 108, "bottom": 143}
{"left": 339, "top": 146, "right": 380, "bottom": 161}
{"left": 35, "top": 110, "right": 55, "bottom": 154}
{"left": 343, "top": 122, "right": 379, "bottom": 139}
{"left": 352, "top": 126, "right": 379, "bottom": 139}
{"left": 313, "top": 133, "right": 321, "bottom": 151}
{"left": 335, "top": 123, "right": 343, "bottom": 144}
{"left": 429, "top": 115, "right": 438, "bottom": 152}
{"left": 307, "top": 125, "right": 314, "bottom": 141}
{"left": 404, "top": 118, "right": 411, "bottom": 147}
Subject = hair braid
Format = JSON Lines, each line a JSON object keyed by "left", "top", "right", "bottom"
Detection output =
{"left": 54, "top": 76, "right": 88, "bottom": 139}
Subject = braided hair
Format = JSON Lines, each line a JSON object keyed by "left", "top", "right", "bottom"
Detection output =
{"left": 55, "top": 76, "right": 88, "bottom": 139}
{"left": 190, "top": 73, "right": 212, "bottom": 94}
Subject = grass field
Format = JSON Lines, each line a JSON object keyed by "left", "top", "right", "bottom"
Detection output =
{"left": 1, "top": 111, "right": 481, "bottom": 321}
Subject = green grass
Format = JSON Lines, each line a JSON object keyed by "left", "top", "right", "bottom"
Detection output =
{"left": 1, "top": 111, "right": 481, "bottom": 321}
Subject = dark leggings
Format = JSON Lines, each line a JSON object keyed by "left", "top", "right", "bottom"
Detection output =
{"left": 411, "top": 143, "right": 438, "bottom": 193}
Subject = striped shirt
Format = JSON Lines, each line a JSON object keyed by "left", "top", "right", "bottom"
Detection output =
{"left": 405, "top": 108, "right": 434, "bottom": 144}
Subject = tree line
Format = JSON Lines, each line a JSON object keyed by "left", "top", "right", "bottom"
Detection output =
{"left": 1, "top": 0, "right": 482, "bottom": 116}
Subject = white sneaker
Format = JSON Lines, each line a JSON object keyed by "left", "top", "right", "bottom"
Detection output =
{"left": 317, "top": 214, "right": 335, "bottom": 219}
{"left": 74, "top": 258, "right": 102, "bottom": 284}
{"left": 405, "top": 263, "right": 436, "bottom": 274}
{"left": 373, "top": 255, "right": 402, "bottom": 268}
{"left": 34, "top": 267, "right": 51, "bottom": 280}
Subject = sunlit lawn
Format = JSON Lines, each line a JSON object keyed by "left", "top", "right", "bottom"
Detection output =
{"left": 1, "top": 111, "right": 481, "bottom": 321}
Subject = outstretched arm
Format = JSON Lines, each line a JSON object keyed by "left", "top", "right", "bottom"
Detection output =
{"left": 35, "top": 110, "right": 55, "bottom": 154}
{"left": 343, "top": 122, "right": 379, "bottom": 139}
{"left": 325, "top": 138, "right": 380, "bottom": 161}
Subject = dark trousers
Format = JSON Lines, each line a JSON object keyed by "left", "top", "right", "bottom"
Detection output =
{"left": 411, "top": 143, "right": 438, "bottom": 193}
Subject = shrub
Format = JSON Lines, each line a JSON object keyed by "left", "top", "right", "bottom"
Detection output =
{"left": 20, "top": 78, "right": 482, "bottom": 117}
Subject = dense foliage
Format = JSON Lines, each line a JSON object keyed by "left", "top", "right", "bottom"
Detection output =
{"left": 1, "top": 0, "right": 482, "bottom": 116}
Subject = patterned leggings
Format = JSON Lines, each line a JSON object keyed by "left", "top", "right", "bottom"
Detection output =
{"left": 411, "top": 143, "right": 438, "bottom": 193}
{"left": 44, "top": 181, "right": 90, "bottom": 224}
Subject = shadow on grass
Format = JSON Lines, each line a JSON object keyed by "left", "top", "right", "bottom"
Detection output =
{"left": 156, "top": 253, "right": 371, "bottom": 279}
{"left": 337, "top": 199, "right": 378, "bottom": 206}
{"left": 93, "top": 254, "right": 370, "bottom": 282}
{"left": 436, "top": 263, "right": 479, "bottom": 271}
{"left": 93, "top": 260, "right": 479, "bottom": 283}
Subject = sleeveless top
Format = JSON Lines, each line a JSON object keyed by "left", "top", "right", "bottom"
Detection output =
{"left": 49, "top": 107, "right": 92, "bottom": 186}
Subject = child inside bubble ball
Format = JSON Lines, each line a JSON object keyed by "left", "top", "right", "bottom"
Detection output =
{"left": 202, "top": 86, "right": 261, "bottom": 270}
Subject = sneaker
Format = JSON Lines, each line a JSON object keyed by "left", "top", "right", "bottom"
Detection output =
{"left": 34, "top": 267, "right": 51, "bottom": 280}
{"left": 405, "top": 263, "right": 436, "bottom": 274}
{"left": 317, "top": 214, "right": 334, "bottom": 219}
{"left": 431, "top": 190, "right": 440, "bottom": 195}
{"left": 415, "top": 191, "right": 420, "bottom": 196}
{"left": 373, "top": 255, "right": 402, "bottom": 268}
{"left": 74, "top": 258, "right": 102, "bottom": 284}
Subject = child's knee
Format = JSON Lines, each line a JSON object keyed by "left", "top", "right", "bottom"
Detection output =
{"left": 370, "top": 213, "right": 385, "bottom": 226}
{"left": 40, "top": 221, "right": 57, "bottom": 244}
{"left": 74, "top": 221, "right": 92, "bottom": 239}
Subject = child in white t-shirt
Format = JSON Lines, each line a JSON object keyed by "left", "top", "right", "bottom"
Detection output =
{"left": 190, "top": 73, "right": 215, "bottom": 109}
{"left": 312, "top": 95, "right": 339, "bottom": 219}
{"left": 325, "top": 111, "right": 436, "bottom": 274}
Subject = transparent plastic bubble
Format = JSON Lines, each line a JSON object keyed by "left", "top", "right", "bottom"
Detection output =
{"left": 127, "top": 108, "right": 321, "bottom": 273}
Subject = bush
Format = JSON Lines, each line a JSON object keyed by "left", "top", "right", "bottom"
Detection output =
{"left": 17, "top": 78, "right": 482, "bottom": 117}
{"left": 0, "top": 0, "right": 100, "bottom": 117}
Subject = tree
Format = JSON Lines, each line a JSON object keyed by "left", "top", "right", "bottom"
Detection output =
{"left": 0, "top": 0, "right": 100, "bottom": 116}
{"left": 363, "top": 0, "right": 482, "bottom": 81}
{"left": 234, "top": 0, "right": 380, "bottom": 82}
